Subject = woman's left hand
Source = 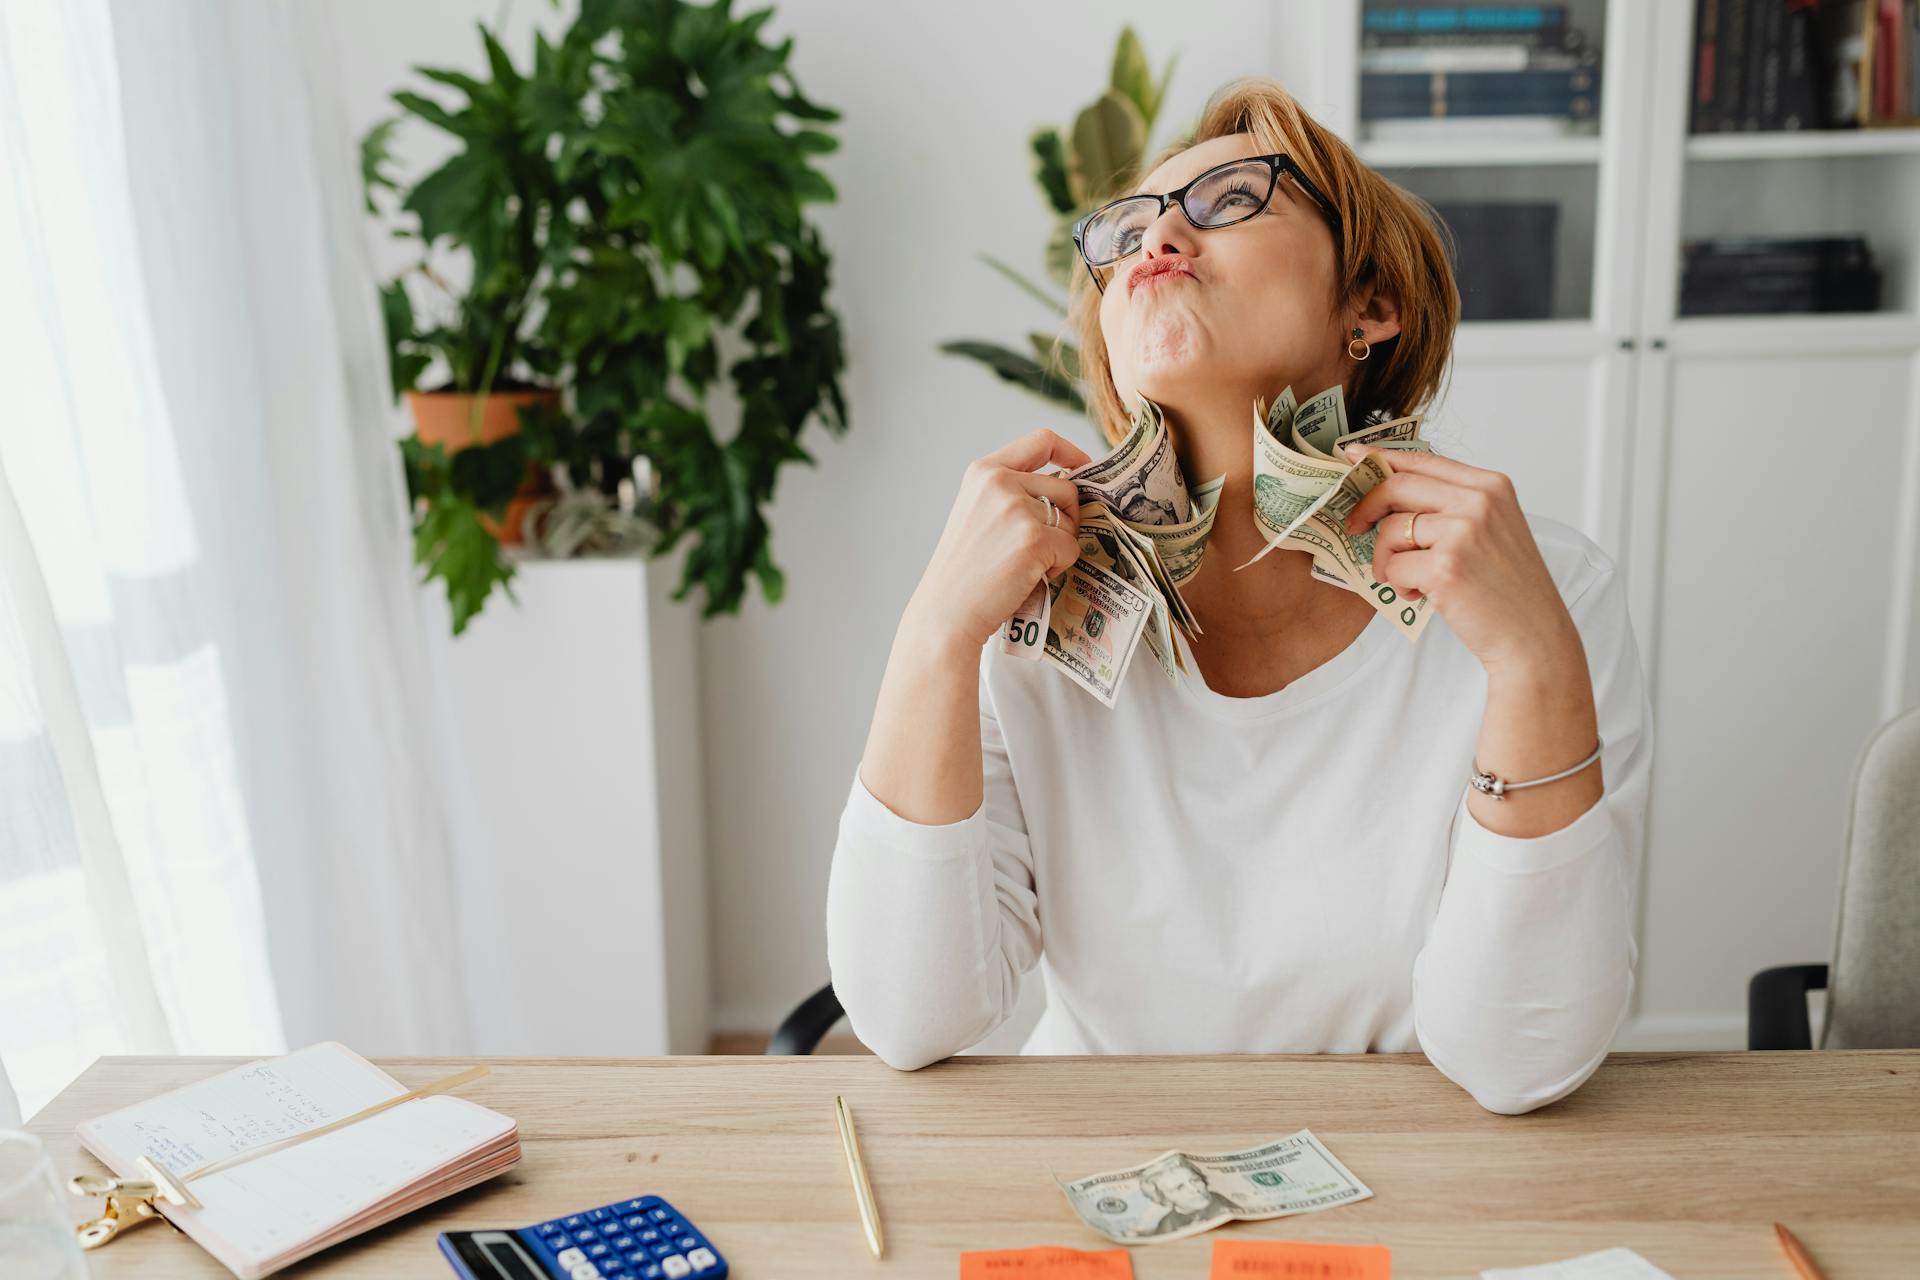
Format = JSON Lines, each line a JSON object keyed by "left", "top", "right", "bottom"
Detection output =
{"left": 1341, "top": 443, "right": 1578, "bottom": 675}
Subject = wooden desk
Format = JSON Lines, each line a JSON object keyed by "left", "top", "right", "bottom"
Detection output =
{"left": 27, "top": 1052, "right": 1920, "bottom": 1278}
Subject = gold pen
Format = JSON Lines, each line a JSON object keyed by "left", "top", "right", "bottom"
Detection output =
{"left": 834, "top": 1094, "right": 885, "bottom": 1259}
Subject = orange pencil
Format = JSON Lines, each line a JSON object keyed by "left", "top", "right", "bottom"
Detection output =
{"left": 1773, "top": 1222, "right": 1829, "bottom": 1280}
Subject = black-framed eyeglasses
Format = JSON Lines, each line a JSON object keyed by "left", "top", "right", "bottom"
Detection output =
{"left": 1070, "top": 152, "right": 1344, "bottom": 294}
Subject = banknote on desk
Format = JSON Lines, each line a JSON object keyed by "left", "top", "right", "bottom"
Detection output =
{"left": 1058, "top": 1129, "right": 1373, "bottom": 1245}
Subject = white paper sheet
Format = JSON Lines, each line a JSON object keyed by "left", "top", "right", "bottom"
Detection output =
{"left": 1482, "top": 1248, "right": 1676, "bottom": 1280}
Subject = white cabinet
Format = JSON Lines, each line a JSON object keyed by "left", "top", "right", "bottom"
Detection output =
{"left": 1298, "top": 0, "right": 1920, "bottom": 1047}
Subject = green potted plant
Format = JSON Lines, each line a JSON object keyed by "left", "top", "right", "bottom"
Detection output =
{"left": 363, "top": 0, "right": 849, "bottom": 634}
{"left": 938, "top": 27, "right": 1178, "bottom": 414}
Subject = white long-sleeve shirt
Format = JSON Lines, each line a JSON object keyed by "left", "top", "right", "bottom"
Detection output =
{"left": 826, "top": 513, "right": 1653, "bottom": 1114}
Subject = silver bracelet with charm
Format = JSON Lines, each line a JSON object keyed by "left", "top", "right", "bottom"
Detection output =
{"left": 1469, "top": 737, "right": 1604, "bottom": 801}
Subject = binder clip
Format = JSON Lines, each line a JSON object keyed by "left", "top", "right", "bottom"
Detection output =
{"left": 68, "top": 1155, "right": 200, "bottom": 1249}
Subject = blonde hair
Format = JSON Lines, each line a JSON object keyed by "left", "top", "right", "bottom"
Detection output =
{"left": 1066, "top": 77, "right": 1460, "bottom": 445}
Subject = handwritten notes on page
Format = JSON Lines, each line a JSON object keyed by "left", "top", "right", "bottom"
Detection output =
{"left": 76, "top": 1041, "right": 517, "bottom": 1278}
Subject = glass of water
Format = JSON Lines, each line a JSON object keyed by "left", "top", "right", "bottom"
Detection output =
{"left": 0, "top": 1131, "right": 87, "bottom": 1280}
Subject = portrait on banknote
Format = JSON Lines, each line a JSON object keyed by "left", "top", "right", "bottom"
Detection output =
{"left": 1138, "top": 1156, "right": 1245, "bottom": 1236}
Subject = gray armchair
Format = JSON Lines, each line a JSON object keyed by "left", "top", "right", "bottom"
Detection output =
{"left": 1749, "top": 705, "right": 1920, "bottom": 1050}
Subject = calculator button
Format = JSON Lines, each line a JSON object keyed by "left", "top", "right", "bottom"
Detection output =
{"left": 687, "top": 1249, "right": 718, "bottom": 1272}
{"left": 587, "top": 1243, "right": 612, "bottom": 1259}
{"left": 626, "top": 1216, "right": 648, "bottom": 1231}
{"left": 612, "top": 1235, "right": 635, "bottom": 1250}
{"left": 661, "top": 1259, "right": 691, "bottom": 1280}
{"left": 570, "top": 1265, "right": 601, "bottom": 1280}
{"left": 565, "top": 1216, "right": 586, "bottom": 1228}
{"left": 638, "top": 1267, "right": 663, "bottom": 1280}
{"left": 650, "top": 1208, "right": 672, "bottom": 1223}
{"left": 575, "top": 1225, "right": 601, "bottom": 1241}
{"left": 676, "top": 1236, "right": 697, "bottom": 1250}
{"left": 639, "top": 1229, "right": 660, "bottom": 1243}
{"left": 588, "top": 1208, "right": 612, "bottom": 1221}
{"left": 628, "top": 1253, "right": 652, "bottom": 1269}
{"left": 652, "top": 1241, "right": 676, "bottom": 1257}
{"left": 557, "top": 1248, "right": 586, "bottom": 1268}
{"left": 549, "top": 1233, "right": 575, "bottom": 1250}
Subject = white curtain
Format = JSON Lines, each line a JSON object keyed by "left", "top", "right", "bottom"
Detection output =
{"left": 0, "top": 0, "right": 472, "bottom": 1121}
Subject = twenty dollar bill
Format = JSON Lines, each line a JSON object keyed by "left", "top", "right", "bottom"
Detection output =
{"left": 1058, "top": 1128, "right": 1373, "bottom": 1245}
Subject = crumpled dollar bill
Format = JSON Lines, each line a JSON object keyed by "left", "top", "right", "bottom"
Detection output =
{"left": 1002, "top": 384, "right": 1435, "bottom": 706}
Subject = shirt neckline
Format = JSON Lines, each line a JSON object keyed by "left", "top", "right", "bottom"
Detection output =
{"left": 1170, "top": 607, "right": 1397, "bottom": 722}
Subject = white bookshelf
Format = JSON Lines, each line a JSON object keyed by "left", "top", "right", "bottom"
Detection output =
{"left": 1685, "top": 126, "right": 1920, "bottom": 161}
{"left": 1311, "top": 0, "right": 1920, "bottom": 1053}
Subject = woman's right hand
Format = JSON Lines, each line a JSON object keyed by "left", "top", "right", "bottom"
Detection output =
{"left": 900, "top": 428, "right": 1092, "bottom": 653}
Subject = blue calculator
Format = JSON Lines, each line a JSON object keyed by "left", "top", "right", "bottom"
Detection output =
{"left": 437, "top": 1195, "right": 728, "bottom": 1280}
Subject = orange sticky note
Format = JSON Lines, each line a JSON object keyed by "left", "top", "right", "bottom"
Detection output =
{"left": 1210, "top": 1239, "right": 1392, "bottom": 1279}
{"left": 960, "top": 1245, "right": 1134, "bottom": 1279}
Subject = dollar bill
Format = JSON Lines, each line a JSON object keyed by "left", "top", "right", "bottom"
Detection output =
{"left": 1002, "top": 394, "right": 1222, "bottom": 698}
{"left": 1334, "top": 412, "right": 1426, "bottom": 454}
{"left": 1290, "top": 384, "right": 1349, "bottom": 460}
{"left": 1058, "top": 1129, "right": 1373, "bottom": 1245}
{"left": 1243, "top": 387, "right": 1435, "bottom": 640}
{"left": 1002, "top": 579, "right": 1050, "bottom": 659}
{"left": 1069, "top": 396, "right": 1192, "bottom": 526}
{"left": 1041, "top": 558, "right": 1154, "bottom": 708}
{"left": 1002, "top": 382, "right": 1437, "bottom": 704}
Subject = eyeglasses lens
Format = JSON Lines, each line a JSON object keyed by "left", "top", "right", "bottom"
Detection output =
{"left": 1080, "top": 159, "right": 1277, "bottom": 267}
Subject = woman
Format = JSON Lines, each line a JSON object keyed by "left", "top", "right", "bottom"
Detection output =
{"left": 825, "top": 79, "right": 1653, "bottom": 1115}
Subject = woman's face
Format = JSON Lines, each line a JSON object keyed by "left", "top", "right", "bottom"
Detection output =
{"left": 1098, "top": 133, "right": 1360, "bottom": 447}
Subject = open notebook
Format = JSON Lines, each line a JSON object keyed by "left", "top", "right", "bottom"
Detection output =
{"left": 76, "top": 1041, "right": 520, "bottom": 1279}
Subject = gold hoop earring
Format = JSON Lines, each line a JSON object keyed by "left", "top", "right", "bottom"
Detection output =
{"left": 1347, "top": 326, "right": 1370, "bottom": 361}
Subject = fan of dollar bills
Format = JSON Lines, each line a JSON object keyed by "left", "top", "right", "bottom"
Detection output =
{"left": 1001, "top": 383, "right": 1435, "bottom": 707}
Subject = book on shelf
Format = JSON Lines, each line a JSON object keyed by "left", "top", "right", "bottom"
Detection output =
{"left": 1692, "top": 0, "right": 1920, "bottom": 132}
{"left": 1364, "top": 24, "right": 1589, "bottom": 52}
{"left": 1359, "top": 44, "right": 1596, "bottom": 73}
{"left": 1362, "top": 67, "right": 1598, "bottom": 119}
{"left": 1363, "top": 5, "right": 1568, "bottom": 37}
{"left": 1679, "top": 234, "right": 1883, "bottom": 314}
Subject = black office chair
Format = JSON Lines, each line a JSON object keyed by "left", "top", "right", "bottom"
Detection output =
{"left": 766, "top": 981, "right": 844, "bottom": 1055}
{"left": 1748, "top": 706, "right": 1920, "bottom": 1050}
{"left": 1748, "top": 964, "right": 1829, "bottom": 1050}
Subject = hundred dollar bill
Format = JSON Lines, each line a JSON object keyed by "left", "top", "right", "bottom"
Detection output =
{"left": 1059, "top": 1129, "right": 1373, "bottom": 1245}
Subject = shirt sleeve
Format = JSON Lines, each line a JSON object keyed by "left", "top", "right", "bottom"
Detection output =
{"left": 1410, "top": 554, "right": 1654, "bottom": 1115}
{"left": 824, "top": 648, "right": 1042, "bottom": 1070}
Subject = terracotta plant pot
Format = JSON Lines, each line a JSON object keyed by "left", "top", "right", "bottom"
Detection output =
{"left": 405, "top": 388, "right": 559, "bottom": 545}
